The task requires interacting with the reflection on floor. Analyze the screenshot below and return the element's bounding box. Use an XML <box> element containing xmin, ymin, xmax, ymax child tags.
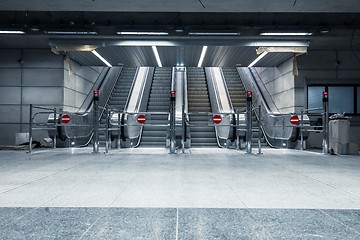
<box><xmin>0</xmin><ymin>148</ymin><xmax>359</xmax><ymax>239</ymax></box>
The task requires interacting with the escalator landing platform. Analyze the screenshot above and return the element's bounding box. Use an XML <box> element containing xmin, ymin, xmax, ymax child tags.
<box><xmin>0</xmin><ymin>148</ymin><xmax>359</xmax><ymax>238</ymax></box>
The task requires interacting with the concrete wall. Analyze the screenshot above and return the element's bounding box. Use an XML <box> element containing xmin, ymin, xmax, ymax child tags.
<box><xmin>63</xmin><ymin>58</ymin><xmax>104</xmax><ymax>112</ymax></box>
<box><xmin>0</xmin><ymin>49</ymin><xmax>105</xmax><ymax>145</ymax></box>
<box><xmin>0</xmin><ymin>49</ymin><xmax>64</xmax><ymax>145</ymax></box>
<box><xmin>296</xmin><ymin>50</ymin><xmax>360</xmax><ymax>146</ymax></box>
<box><xmin>296</xmin><ymin>50</ymin><xmax>360</xmax><ymax>102</ymax></box>
<box><xmin>254</xmin><ymin>58</ymin><xmax>297</xmax><ymax>113</ymax></box>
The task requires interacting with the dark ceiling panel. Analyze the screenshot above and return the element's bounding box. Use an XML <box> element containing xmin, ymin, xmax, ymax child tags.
<box><xmin>67</xmin><ymin>51</ymin><xmax>104</xmax><ymax>66</ymax></box>
<box><xmin>256</xmin><ymin>52</ymin><xmax>294</xmax><ymax>67</ymax></box>
<box><xmin>94</xmin><ymin>46</ymin><xmax>158</xmax><ymax>67</ymax></box>
<box><xmin>157</xmin><ymin>46</ymin><xmax>203</xmax><ymax>67</ymax></box>
<box><xmin>203</xmin><ymin>46</ymin><xmax>258</xmax><ymax>67</ymax></box>
<box><xmin>1</xmin><ymin>0</ymin><xmax>360</xmax><ymax>12</ymax></box>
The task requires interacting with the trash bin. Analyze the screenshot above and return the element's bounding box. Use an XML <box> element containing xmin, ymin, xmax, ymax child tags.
<box><xmin>329</xmin><ymin>114</ymin><xmax>350</xmax><ymax>155</ymax></box>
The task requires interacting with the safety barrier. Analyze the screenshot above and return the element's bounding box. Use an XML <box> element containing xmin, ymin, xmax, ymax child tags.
<box><xmin>103</xmin><ymin>108</ymin><xmax>170</xmax><ymax>153</ymax></box>
<box><xmin>186</xmin><ymin>109</ymin><xmax>263</xmax><ymax>154</ymax></box>
<box><xmin>299</xmin><ymin>107</ymin><xmax>328</xmax><ymax>154</ymax></box>
<box><xmin>29</xmin><ymin>104</ymin><xmax>98</xmax><ymax>153</ymax></box>
<box><xmin>28</xmin><ymin>104</ymin><xmax>57</xmax><ymax>153</ymax></box>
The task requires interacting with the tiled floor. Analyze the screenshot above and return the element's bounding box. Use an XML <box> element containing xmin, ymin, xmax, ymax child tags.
<box><xmin>0</xmin><ymin>147</ymin><xmax>359</xmax><ymax>239</ymax></box>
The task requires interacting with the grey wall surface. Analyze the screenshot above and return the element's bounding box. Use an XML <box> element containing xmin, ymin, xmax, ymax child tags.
<box><xmin>254</xmin><ymin>58</ymin><xmax>297</xmax><ymax>113</ymax></box>
<box><xmin>0</xmin><ymin>49</ymin><xmax>105</xmax><ymax>145</ymax></box>
<box><xmin>0</xmin><ymin>49</ymin><xmax>64</xmax><ymax>145</ymax></box>
<box><xmin>297</xmin><ymin>50</ymin><xmax>360</xmax><ymax>103</ymax></box>
<box><xmin>63</xmin><ymin>58</ymin><xmax>104</xmax><ymax>112</ymax></box>
<box><xmin>296</xmin><ymin>50</ymin><xmax>360</xmax><ymax>145</ymax></box>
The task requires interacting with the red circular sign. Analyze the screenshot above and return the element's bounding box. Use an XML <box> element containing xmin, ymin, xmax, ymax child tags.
<box><xmin>137</xmin><ymin>114</ymin><xmax>146</xmax><ymax>124</ymax></box>
<box><xmin>61</xmin><ymin>114</ymin><xmax>71</xmax><ymax>124</ymax></box>
<box><xmin>213</xmin><ymin>115</ymin><xmax>222</xmax><ymax>124</ymax></box>
<box><xmin>290</xmin><ymin>115</ymin><xmax>300</xmax><ymax>125</ymax></box>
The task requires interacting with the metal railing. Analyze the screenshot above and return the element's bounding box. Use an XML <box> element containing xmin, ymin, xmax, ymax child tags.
<box><xmin>28</xmin><ymin>104</ymin><xmax>57</xmax><ymax>153</ymax></box>
<box><xmin>186</xmin><ymin>109</ymin><xmax>263</xmax><ymax>154</ymax></box>
<box><xmin>299</xmin><ymin>107</ymin><xmax>328</xmax><ymax>154</ymax></box>
<box><xmin>104</xmin><ymin>109</ymin><xmax>171</xmax><ymax>153</ymax></box>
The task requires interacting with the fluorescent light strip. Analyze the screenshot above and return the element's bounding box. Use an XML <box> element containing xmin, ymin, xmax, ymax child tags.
<box><xmin>91</xmin><ymin>50</ymin><xmax>112</xmax><ymax>67</ymax></box>
<box><xmin>152</xmin><ymin>46</ymin><xmax>163</xmax><ymax>67</ymax></box>
<box><xmin>189</xmin><ymin>32</ymin><xmax>240</xmax><ymax>36</ymax></box>
<box><xmin>47</xmin><ymin>31</ymin><xmax>97</xmax><ymax>35</ymax></box>
<box><xmin>248</xmin><ymin>52</ymin><xmax>268</xmax><ymax>67</ymax></box>
<box><xmin>197</xmin><ymin>46</ymin><xmax>208</xmax><ymax>67</ymax></box>
<box><xmin>260</xmin><ymin>32</ymin><xmax>313</xmax><ymax>36</ymax></box>
<box><xmin>118</xmin><ymin>31</ymin><xmax>168</xmax><ymax>36</ymax></box>
<box><xmin>0</xmin><ymin>30</ymin><xmax>25</xmax><ymax>34</ymax></box>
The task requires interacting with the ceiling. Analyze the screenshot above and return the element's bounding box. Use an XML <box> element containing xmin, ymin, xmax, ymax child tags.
<box><xmin>0</xmin><ymin>1</ymin><xmax>359</xmax><ymax>67</ymax></box>
<box><xmin>1</xmin><ymin>0</ymin><xmax>360</xmax><ymax>12</ymax></box>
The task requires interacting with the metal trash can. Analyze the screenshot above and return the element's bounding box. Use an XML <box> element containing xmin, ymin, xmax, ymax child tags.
<box><xmin>329</xmin><ymin>114</ymin><xmax>350</xmax><ymax>155</ymax></box>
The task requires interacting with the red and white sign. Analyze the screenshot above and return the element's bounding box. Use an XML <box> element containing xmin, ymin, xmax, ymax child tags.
<box><xmin>212</xmin><ymin>115</ymin><xmax>222</xmax><ymax>124</ymax></box>
<box><xmin>61</xmin><ymin>114</ymin><xmax>71</xmax><ymax>124</ymax></box>
<box><xmin>137</xmin><ymin>114</ymin><xmax>146</xmax><ymax>124</ymax></box>
<box><xmin>290</xmin><ymin>115</ymin><xmax>300</xmax><ymax>125</ymax></box>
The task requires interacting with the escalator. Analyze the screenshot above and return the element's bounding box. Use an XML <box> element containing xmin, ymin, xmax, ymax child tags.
<box><xmin>222</xmin><ymin>67</ymin><xmax>266</xmax><ymax>147</ymax></box>
<box><xmin>99</xmin><ymin>68</ymin><xmax>137</xmax><ymax>146</ymax></box>
<box><xmin>222</xmin><ymin>67</ymin><xmax>246</xmax><ymax>110</ymax></box>
<box><xmin>187</xmin><ymin>67</ymin><xmax>217</xmax><ymax>147</ymax></box>
<box><xmin>140</xmin><ymin>67</ymin><xmax>172</xmax><ymax>146</ymax></box>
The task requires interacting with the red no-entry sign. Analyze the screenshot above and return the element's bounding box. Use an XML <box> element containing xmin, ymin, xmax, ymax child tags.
<box><xmin>61</xmin><ymin>114</ymin><xmax>71</xmax><ymax>124</ymax></box>
<box><xmin>212</xmin><ymin>115</ymin><xmax>222</xmax><ymax>124</ymax></box>
<box><xmin>290</xmin><ymin>115</ymin><xmax>300</xmax><ymax>125</ymax></box>
<box><xmin>137</xmin><ymin>114</ymin><xmax>146</xmax><ymax>124</ymax></box>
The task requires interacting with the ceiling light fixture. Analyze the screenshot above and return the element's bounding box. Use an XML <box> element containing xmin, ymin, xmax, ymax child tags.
<box><xmin>248</xmin><ymin>52</ymin><xmax>268</xmax><ymax>67</ymax></box>
<box><xmin>260</xmin><ymin>31</ymin><xmax>313</xmax><ymax>36</ymax></box>
<box><xmin>152</xmin><ymin>46</ymin><xmax>163</xmax><ymax>67</ymax></box>
<box><xmin>46</xmin><ymin>31</ymin><xmax>97</xmax><ymax>35</ymax></box>
<box><xmin>91</xmin><ymin>50</ymin><xmax>112</xmax><ymax>67</ymax></box>
<box><xmin>0</xmin><ymin>30</ymin><xmax>25</xmax><ymax>34</ymax></box>
<box><xmin>113</xmin><ymin>40</ymin><xmax>176</xmax><ymax>47</ymax></box>
<box><xmin>189</xmin><ymin>32</ymin><xmax>240</xmax><ymax>36</ymax></box>
<box><xmin>256</xmin><ymin>46</ymin><xmax>307</xmax><ymax>54</ymax></box>
<box><xmin>117</xmin><ymin>31</ymin><xmax>169</xmax><ymax>36</ymax></box>
<box><xmin>197</xmin><ymin>46</ymin><xmax>208</xmax><ymax>67</ymax></box>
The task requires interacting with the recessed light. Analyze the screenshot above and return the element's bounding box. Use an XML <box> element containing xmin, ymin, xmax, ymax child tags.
<box><xmin>189</xmin><ymin>32</ymin><xmax>240</xmax><ymax>36</ymax></box>
<box><xmin>260</xmin><ymin>31</ymin><xmax>313</xmax><ymax>36</ymax></box>
<box><xmin>0</xmin><ymin>30</ymin><xmax>25</xmax><ymax>34</ymax></box>
<box><xmin>117</xmin><ymin>31</ymin><xmax>169</xmax><ymax>36</ymax></box>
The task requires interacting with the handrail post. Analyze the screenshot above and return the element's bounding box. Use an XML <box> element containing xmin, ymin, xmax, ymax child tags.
<box><xmin>117</xmin><ymin>113</ymin><xmax>121</xmax><ymax>149</ymax></box>
<box><xmin>322</xmin><ymin>91</ymin><xmax>329</xmax><ymax>155</ymax></box>
<box><xmin>53</xmin><ymin>108</ymin><xmax>57</xmax><ymax>149</ymax></box>
<box><xmin>300</xmin><ymin>108</ymin><xmax>304</xmax><ymax>151</ymax></box>
<box><xmin>170</xmin><ymin>90</ymin><xmax>176</xmax><ymax>154</ymax></box>
<box><xmin>29</xmin><ymin>104</ymin><xmax>33</xmax><ymax>153</ymax></box>
<box><xmin>236</xmin><ymin>109</ymin><xmax>240</xmax><ymax>150</ymax></box>
<box><xmin>246</xmin><ymin>91</ymin><xmax>253</xmax><ymax>154</ymax></box>
<box><xmin>93</xmin><ymin>90</ymin><xmax>100</xmax><ymax>153</ymax></box>
<box><xmin>181</xmin><ymin>104</ymin><xmax>185</xmax><ymax>154</ymax></box>
<box><xmin>258</xmin><ymin>105</ymin><xmax>262</xmax><ymax>154</ymax></box>
<box><xmin>105</xmin><ymin>107</ymin><xmax>109</xmax><ymax>153</ymax></box>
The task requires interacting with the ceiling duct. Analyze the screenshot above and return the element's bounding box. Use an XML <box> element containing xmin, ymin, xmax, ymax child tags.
<box><xmin>51</xmin><ymin>45</ymin><xmax>98</xmax><ymax>54</ymax></box>
<box><xmin>256</xmin><ymin>46</ymin><xmax>307</xmax><ymax>54</ymax></box>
